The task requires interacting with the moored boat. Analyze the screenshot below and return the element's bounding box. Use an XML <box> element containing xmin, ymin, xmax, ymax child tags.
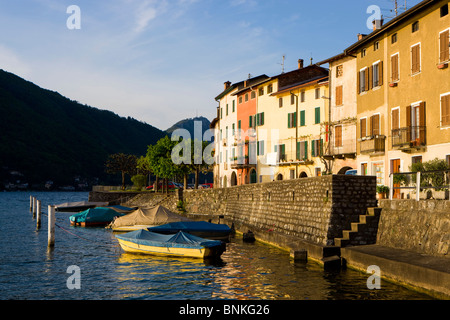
<box><xmin>115</xmin><ymin>229</ymin><xmax>226</xmax><ymax>259</ymax></box>
<box><xmin>55</xmin><ymin>201</ymin><xmax>109</xmax><ymax>212</ymax></box>
<box><xmin>70</xmin><ymin>207</ymin><xmax>126</xmax><ymax>227</ymax></box>
<box><xmin>107</xmin><ymin>205</ymin><xmax>191</xmax><ymax>232</ymax></box>
<box><xmin>147</xmin><ymin>221</ymin><xmax>232</xmax><ymax>241</ymax></box>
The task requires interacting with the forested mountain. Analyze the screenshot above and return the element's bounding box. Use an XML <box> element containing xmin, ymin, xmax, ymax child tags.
<box><xmin>165</xmin><ymin>116</ymin><xmax>211</xmax><ymax>139</ymax></box>
<box><xmin>0</xmin><ymin>69</ymin><xmax>166</xmax><ymax>189</ymax></box>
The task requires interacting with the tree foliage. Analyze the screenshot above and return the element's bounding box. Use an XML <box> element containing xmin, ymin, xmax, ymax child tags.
<box><xmin>105</xmin><ymin>153</ymin><xmax>137</xmax><ymax>190</ymax></box>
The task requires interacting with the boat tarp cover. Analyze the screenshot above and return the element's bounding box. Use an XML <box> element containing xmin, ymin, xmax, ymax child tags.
<box><xmin>106</xmin><ymin>205</ymin><xmax>138</xmax><ymax>213</ymax></box>
<box><xmin>70</xmin><ymin>207</ymin><xmax>126</xmax><ymax>223</ymax></box>
<box><xmin>56</xmin><ymin>201</ymin><xmax>109</xmax><ymax>209</ymax></box>
<box><xmin>148</xmin><ymin>221</ymin><xmax>231</xmax><ymax>234</ymax></box>
<box><xmin>115</xmin><ymin>229</ymin><xmax>222</xmax><ymax>249</ymax></box>
<box><xmin>109</xmin><ymin>205</ymin><xmax>190</xmax><ymax>228</ymax></box>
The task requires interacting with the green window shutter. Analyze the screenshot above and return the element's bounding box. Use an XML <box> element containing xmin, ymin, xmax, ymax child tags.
<box><xmin>256</xmin><ymin>114</ymin><xmax>260</xmax><ymax>126</ymax></box>
<box><xmin>296</xmin><ymin>142</ymin><xmax>300</xmax><ymax>160</ymax></box>
<box><xmin>304</xmin><ymin>141</ymin><xmax>308</xmax><ymax>160</ymax></box>
<box><xmin>238</xmin><ymin>120</ymin><xmax>241</xmax><ymax>130</ymax></box>
<box><xmin>312</xmin><ymin>140</ymin><xmax>316</xmax><ymax>157</ymax></box>
<box><xmin>315</xmin><ymin>107</ymin><xmax>320</xmax><ymax>124</ymax></box>
<box><xmin>294</xmin><ymin>112</ymin><xmax>297</xmax><ymax>127</ymax></box>
<box><xmin>320</xmin><ymin>139</ymin><xmax>324</xmax><ymax>156</ymax></box>
<box><xmin>257</xmin><ymin>141</ymin><xmax>260</xmax><ymax>155</ymax></box>
<box><xmin>300</xmin><ymin>110</ymin><xmax>305</xmax><ymax>126</ymax></box>
<box><xmin>249</xmin><ymin>115</ymin><xmax>252</xmax><ymax>127</ymax></box>
<box><xmin>288</xmin><ymin>113</ymin><xmax>291</xmax><ymax>128</ymax></box>
<box><xmin>261</xmin><ymin>112</ymin><xmax>264</xmax><ymax>125</ymax></box>
<box><xmin>281</xmin><ymin>144</ymin><xmax>285</xmax><ymax>157</ymax></box>
<box><xmin>232</xmin><ymin>100</ymin><xmax>235</xmax><ymax>112</ymax></box>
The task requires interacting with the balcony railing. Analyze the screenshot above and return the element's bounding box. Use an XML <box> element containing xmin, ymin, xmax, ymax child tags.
<box><xmin>360</xmin><ymin>135</ymin><xmax>386</xmax><ymax>154</ymax></box>
<box><xmin>325</xmin><ymin>139</ymin><xmax>357</xmax><ymax>159</ymax></box>
<box><xmin>392</xmin><ymin>126</ymin><xmax>426</xmax><ymax>149</ymax></box>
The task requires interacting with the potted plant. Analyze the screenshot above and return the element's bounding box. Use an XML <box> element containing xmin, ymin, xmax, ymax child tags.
<box><xmin>376</xmin><ymin>185</ymin><xmax>390</xmax><ymax>199</ymax></box>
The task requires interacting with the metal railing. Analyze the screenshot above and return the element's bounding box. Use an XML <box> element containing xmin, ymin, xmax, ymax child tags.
<box><xmin>389</xmin><ymin>169</ymin><xmax>450</xmax><ymax>201</ymax></box>
<box><xmin>360</xmin><ymin>135</ymin><xmax>386</xmax><ymax>154</ymax></box>
<box><xmin>392</xmin><ymin>126</ymin><xmax>426</xmax><ymax>148</ymax></box>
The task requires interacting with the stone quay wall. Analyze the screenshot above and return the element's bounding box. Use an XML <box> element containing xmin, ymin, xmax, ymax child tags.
<box><xmin>183</xmin><ymin>175</ymin><xmax>377</xmax><ymax>248</ymax></box>
<box><xmin>377</xmin><ymin>200</ymin><xmax>450</xmax><ymax>258</ymax></box>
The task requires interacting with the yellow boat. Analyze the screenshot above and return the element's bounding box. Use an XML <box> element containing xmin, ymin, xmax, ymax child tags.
<box><xmin>115</xmin><ymin>229</ymin><xmax>225</xmax><ymax>259</ymax></box>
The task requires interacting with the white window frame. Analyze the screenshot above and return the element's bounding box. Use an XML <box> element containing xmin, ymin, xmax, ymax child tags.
<box><xmin>372</xmin><ymin>60</ymin><xmax>382</xmax><ymax>88</ymax></box>
<box><xmin>359</xmin><ymin>67</ymin><xmax>368</xmax><ymax>94</ymax></box>
<box><xmin>410</xmin><ymin>42</ymin><xmax>422</xmax><ymax>76</ymax></box>
<box><xmin>440</xmin><ymin>92</ymin><xmax>450</xmax><ymax>129</ymax></box>
<box><xmin>390</xmin><ymin>52</ymin><xmax>400</xmax><ymax>82</ymax></box>
<box><xmin>439</xmin><ymin>28</ymin><xmax>450</xmax><ymax>63</ymax></box>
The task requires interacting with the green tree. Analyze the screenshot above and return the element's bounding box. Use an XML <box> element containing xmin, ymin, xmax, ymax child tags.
<box><xmin>105</xmin><ymin>153</ymin><xmax>137</xmax><ymax>190</ymax></box>
<box><xmin>147</xmin><ymin>136</ymin><xmax>186</xmax><ymax>193</ymax></box>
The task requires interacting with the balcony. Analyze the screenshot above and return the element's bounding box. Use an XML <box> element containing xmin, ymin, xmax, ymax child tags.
<box><xmin>392</xmin><ymin>126</ymin><xmax>426</xmax><ymax>152</ymax></box>
<box><xmin>324</xmin><ymin>139</ymin><xmax>357</xmax><ymax>160</ymax></box>
<box><xmin>360</xmin><ymin>135</ymin><xmax>386</xmax><ymax>155</ymax></box>
<box><xmin>230</xmin><ymin>156</ymin><xmax>256</xmax><ymax>169</ymax></box>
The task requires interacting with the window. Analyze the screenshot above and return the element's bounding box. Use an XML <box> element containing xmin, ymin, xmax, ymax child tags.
<box><xmin>391</xmin><ymin>54</ymin><xmax>399</xmax><ymax>82</ymax></box>
<box><xmin>245</xmin><ymin>93</ymin><xmax>249</xmax><ymax>102</ymax></box>
<box><xmin>300</xmin><ymin>110</ymin><xmax>306</xmax><ymax>126</ymax></box>
<box><xmin>412</xmin><ymin>21</ymin><xmax>419</xmax><ymax>33</ymax></box>
<box><xmin>315</xmin><ymin>168</ymin><xmax>322</xmax><ymax>177</ymax></box>
<box><xmin>232</xmin><ymin>123</ymin><xmax>235</xmax><ymax>136</ymax></box>
<box><xmin>374</xmin><ymin>41</ymin><xmax>380</xmax><ymax>51</ymax></box>
<box><xmin>361</xmin><ymin>48</ymin><xmax>367</xmax><ymax>58</ymax></box>
<box><xmin>275</xmin><ymin>144</ymin><xmax>286</xmax><ymax>161</ymax></box>
<box><xmin>314</xmin><ymin>107</ymin><xmax>321</xmax><ymax>124</ymax></box>
<box><xmin>335</xmin><ymin>125</ymin><xmax>342</xmax><ymax>147</ymax></box>
<box><xmin>251</xmin><ymin>91</ymin><xmax>256</xmax><ymax>99</ymax></box>
<box><xmin>296</xmin><ymin>141</ymin><xmax>308</xmax><ymax>161</ymax></box>
<box><xmin>311</xmin><ymin>139</ymin><xmax>323</xmax><ymax>157</ymax></box>
<box><xmin>287</xmin><ymin>112</ymin><xmax>297</xmax><ymax>128</ymax></box>
<box><xmin>256</xmin><ymin>112</ymin><xmax>265</xmax><ymax>126</ymax></box>
<box><xmin>441</xmin><ymin>4</ymin><xmax>449</xmax><ymax>17</ymax></box>
<box><xmin>335</xmin><ymin>85</ymin><xmax>343</xmax><ymax>106</ymax></box>
<box><xmin>440</xmin><ymin>30</ymin><xmax>450</xmax><ymax>63</ymax></box>
<box><xmin>290</xmin><ymin>170</ymin><xmax>295</xmax><ymax>180</ymax></box>
<box><xmin>300</xmin><ymin>91</ymin><xmax>306</xmax><ymax>102</ymax></box>
<box><xmin>412</xmin><ymin>156</ymin><xmax>422</xmax><ymax>165</ymax></box>
<box><xmin>249</xmin><ymin>115</ymin><xmax>253</xmax><ymax>128</ymax></box>
<box><xmin>226</xmin><ymin>104</ymin><xmax>228</xmax><ymax>116</ymax></box>
<box><xmin>239</xmin><ymin>96</ymin><xmax>242</xmax><ymax>104</ymax></box>
<box><xmin>279</xmin><ymin>97</ymin><xmax>283</xmax><ymax>108</ymax></box>
<box><xmin>360</xmin><ymin>118</ymin><xmax>367</xmax><ymax>138</ymax></box>
<box><xmin>391</xmin><ymin>108</ymin><xmax>400</xmax><ymax>131</ymax></box>
<box><xmin>232</xmin><ymin>100</ymin><xmax>235</xmax><ymax>113</ymax></box>
<box><xmin>336</xmin><ymin>65</ymin><xmax>343</xmax><ymax>77</ymax></box>
<box><xmin>391</xmin><ymin>33</ymin><xmax>398</xmax><ymax>44</ymax></box>
<box><xmin>220</xmin><ymin>108</ymin><xmax>223</xmax><ymax>119</ymax></box>
<box><xmin>441</xmin><ymin>94</ymin><xmax>450</xmax><ymax>127</ymax></box>
<box><xmin>257</xmin><ymin>140</ymin><xmax>265</xmax><ymax>156</ymax></box>
<box><xmin>371</xmin><ymin>114</ymin><xmax>380</xmax><ymax>136</ymax></box>
<box><xmin>291</xmin><ymin>94</ymin><xmax>295</xmax><ymax>105</ymax></box>
<box><xmin>315</xmin><ymin>88</ymin><xmax>320</xmax><ymax>99</ymax></box>
<box><xmin>372</xmin><ymin>61</ymin><xmax>383</xmax><ymax>87</ymax></box>
<box><xmin>258</xmin><ymin>87</ymin><xmax>264</xmax><ymax>96</ymax></box>
<box><xmin>411</xmin><ymin>44</ymin><xmax>421</xmax><ymax>74</ymax></box>
<box><xmin>268</xmin><ymin>84</ymin><xmax>273</xmax><ymax>94</ymax></box>
<box><xmin>361</xmin><ymin>163</ymin><xmax>368</xmax><ymax>176</ymax></box>
<box><xmin>358</xmin><ymin>68</ymin><xmax>368</xmax><ymax>93</ymax></box>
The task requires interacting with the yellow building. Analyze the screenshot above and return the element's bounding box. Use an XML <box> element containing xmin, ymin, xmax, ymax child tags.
<box><xmin>345</xmin><ymin>0</ymin><xmax>450</xmax><ymax>193</ymax></box>
<box><xmin>255</xmin><ymin>62</ymin><xmax>330</xmax><ymax>181</ymax></box>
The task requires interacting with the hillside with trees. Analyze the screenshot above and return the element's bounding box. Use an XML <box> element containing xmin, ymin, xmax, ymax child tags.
<box><xmin>0</xmin><ymin>69</ymin><xmax>166</xmax><ymax>189</ymax></box>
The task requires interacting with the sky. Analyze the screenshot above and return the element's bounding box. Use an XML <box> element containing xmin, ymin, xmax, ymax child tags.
<box><xmin>0</xmin><ymin>0</ymin><xmax>422</xmax><ymax>130</ymax></box>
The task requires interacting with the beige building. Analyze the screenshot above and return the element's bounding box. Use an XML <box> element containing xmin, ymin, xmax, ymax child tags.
<box><xmin>318</xmin><ymin>53</ymin><xmax>358</xmax><ymax>174</ymax></box>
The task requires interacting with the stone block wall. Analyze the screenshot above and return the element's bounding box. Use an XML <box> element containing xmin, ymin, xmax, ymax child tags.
<box><xmin>377</xmin><ymin>200</ymin><xmax>450</xmax><ymax>258</ymax></box>
<box><xmin>183</xmin><ymin>175</ymin><xmax>377</xmax><ymax>247</ymax></box>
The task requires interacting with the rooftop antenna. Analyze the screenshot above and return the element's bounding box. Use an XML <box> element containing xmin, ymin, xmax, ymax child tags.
<box><xmin>278</xmin><ymin>55</ymin><xmax>286</xmax><ymax>73</ymax></box>
<box><xmin>310</xmin><ymin>55</ymin><xmax>313</xmax><ymax>66</ymax></box>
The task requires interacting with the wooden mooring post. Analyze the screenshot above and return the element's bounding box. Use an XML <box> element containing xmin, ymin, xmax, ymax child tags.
<box><xmin>32</xmin><ymin>197</ymin><xmax>37</xmax><ymax>218</ymax></box>
<box><xmin>36</xmin><ymin>200</ymin><xmax>42</xmax><ymax>230</ymax></box>
<box><xmin>29</xmin><ymin>195</ymin><xmax>33</xmax><ymax>212</ymax></box>
<box><xmin>48</xmin><ymin>205</ymin><xmax>55</xmax><ymax>248</ymax></box>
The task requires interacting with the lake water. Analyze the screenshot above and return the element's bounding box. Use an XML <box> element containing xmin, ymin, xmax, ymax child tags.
<box><xmin>0</xmin><ymin>192</ymin><xmax>432</xmax><ymax>300</ymax></box>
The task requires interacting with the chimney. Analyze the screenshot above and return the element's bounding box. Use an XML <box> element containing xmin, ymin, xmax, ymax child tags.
<box><xmin>298</xmin><ymin>59</ymin><xmax>304</xmax><ymax>69</ymax></box>
<box><xmin>372</xmin><ymin>18</ymin><xmax>384</xmax><ymax>31</ymax></box>
<box><xmin>244</xmin><ymin>80</ymin><xmax>248</xmax><ymax>87</ymax></box>
<box><xmin>357</xmin><ymin>33</ymin><xmax>364</xmax><ymax>41</ymax></box>
<box><xmin>224</xmin><ymin>81</ymin><xmax>231</xmax><ymax>90</ymax></box>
